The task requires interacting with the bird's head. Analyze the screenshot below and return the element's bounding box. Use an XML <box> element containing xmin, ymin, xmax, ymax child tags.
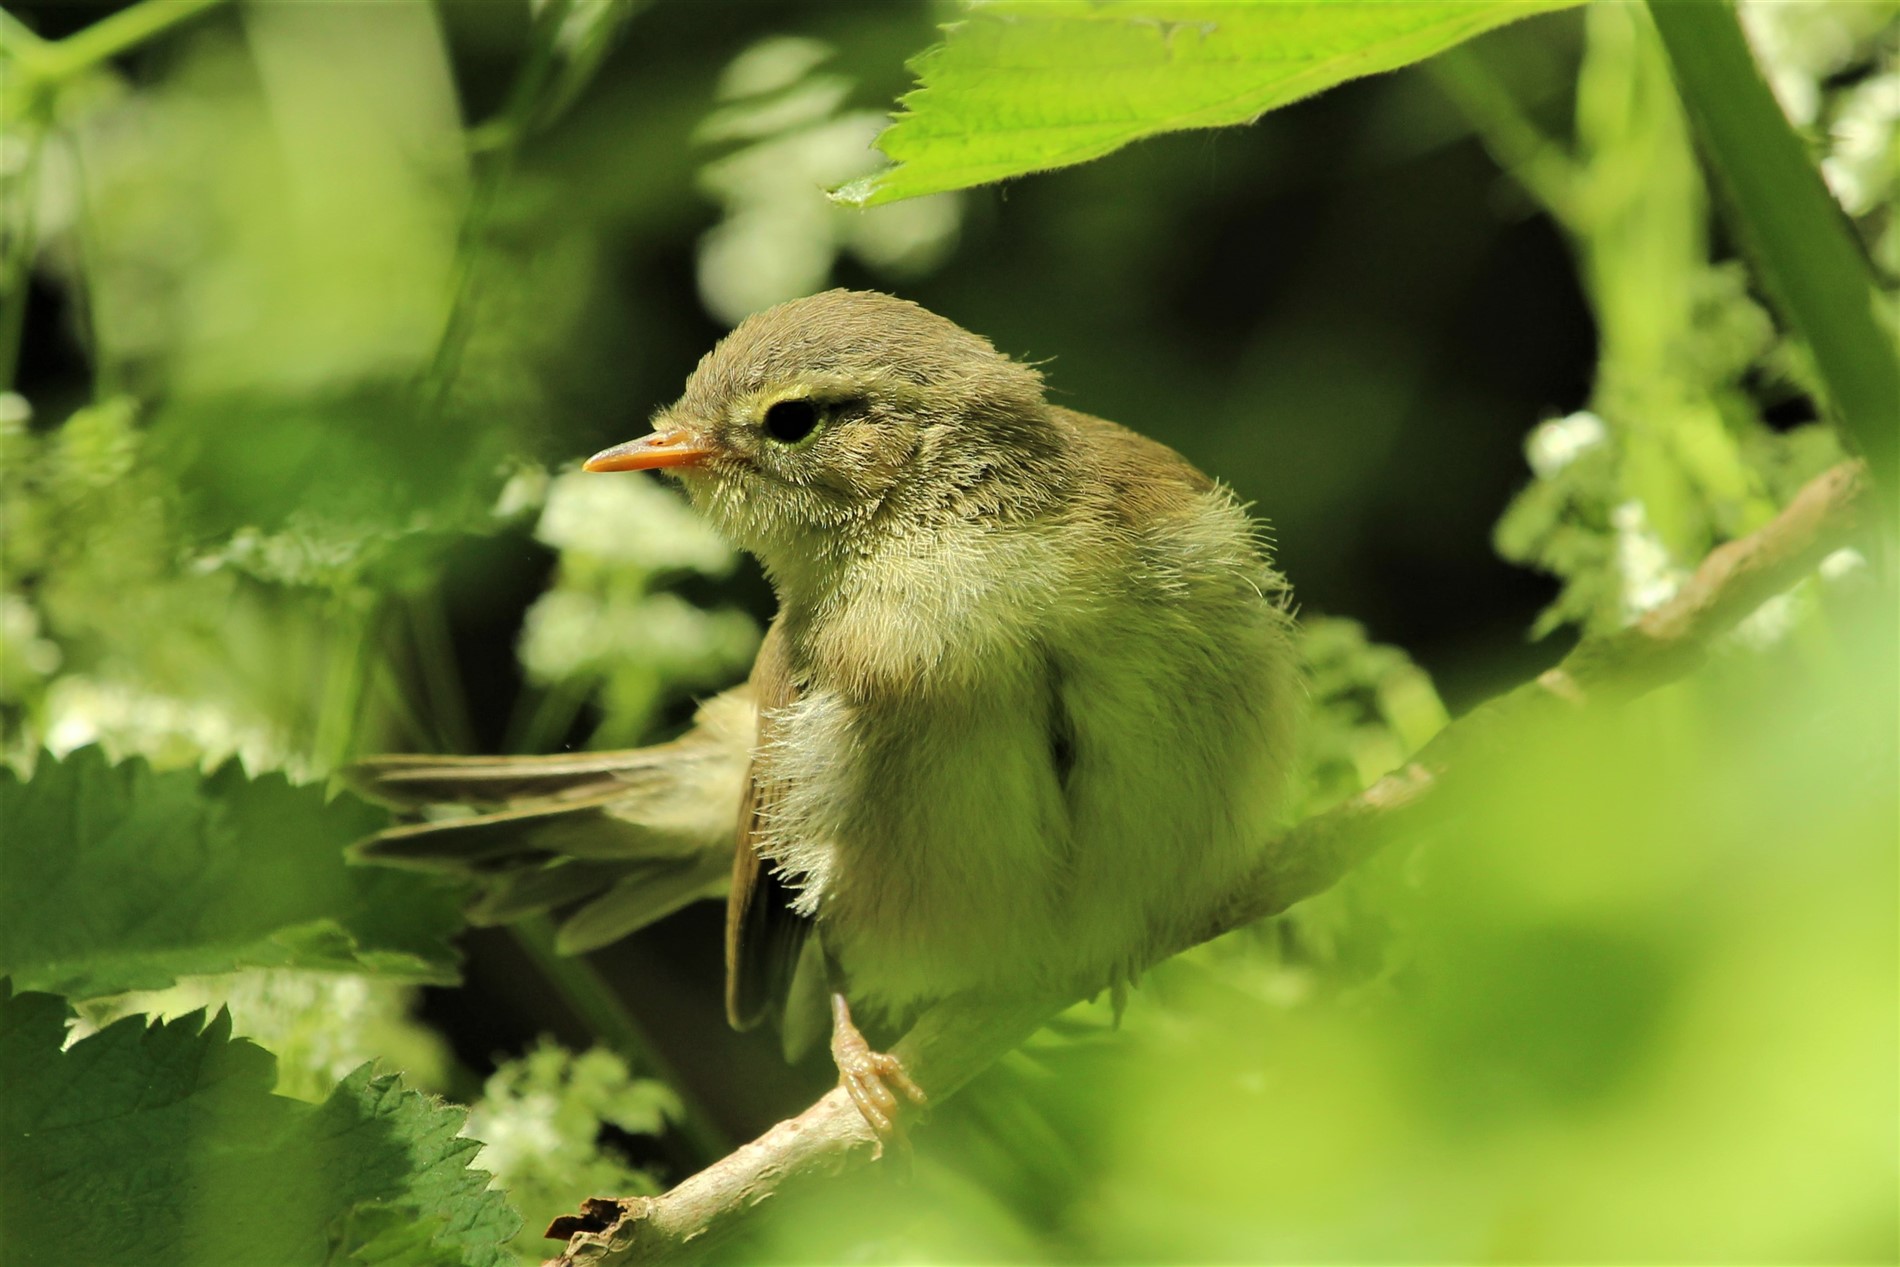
<box><xmin>584</xmin><ymin>290</ymin><xmax>1059</xmax><ymax>591</ymax></box>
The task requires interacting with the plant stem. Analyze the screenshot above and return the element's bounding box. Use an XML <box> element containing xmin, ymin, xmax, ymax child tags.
<box><xmin>418</xmin><ymin>0</ymin><xmax>573</xmax><ymax>416</ymax></box>
<box><xmin>0</xmin><ymin>0</ymin><xmax>235</xmax><ymax>393</ymax></box>
<box><xmin>0</xmin><ymin>10</ymin><xmax>47</xmax><ymax>53</ymax></box>
<box><xmin>1647</xmin><ymin>0</ymin><xmax>1900</xmax><ymax>504</ymax></box>
<box><xmin>509</xmin><ymin>914</ymin><xmax>732</xmax><ymax>1168</ymax></box>
<box><xmin>22</xmin><ymin>0</ymin><xmax>231</xmax><ymax>84</ymax></box>
<box><xmin>1428</xmin><ymin>47</ymin><xmax>1582</xmax><ymax>228</ymax></box>
<box><xmin>406</xmin><ymin>589</ymin><xmax>477</xmax><ymax>755</ymax></box>
<box><xmin>0</xmin><ymin>126</ymin><xmax>44</xmax><ymax>394</ymax></box>
<box><xmin>506</xmin><ymin>676</ymin><xmax>592</xmax><ymax>756</ymax></box>
<box><xmin>314</xmin><ymin>600</ymin><xmax>374</xmax><ymax>773</ymax></box>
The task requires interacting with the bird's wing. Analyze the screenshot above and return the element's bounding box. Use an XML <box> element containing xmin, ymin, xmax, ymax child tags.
<box><xmin>1052</xmin><ymin>405</ymin><xmax>1216</xmax><ymax>518</ymax></box>
<box><xmin>724</xmin><ymin>617</ymin><xmax>814</xmax><ymax>1031</ymax></box>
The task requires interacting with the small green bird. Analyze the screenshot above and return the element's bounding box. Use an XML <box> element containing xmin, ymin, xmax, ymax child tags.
<box><xmin>353</xmin><ymin>290</ymin><xmax>1302</xmax><ymax>1137</ymax></box>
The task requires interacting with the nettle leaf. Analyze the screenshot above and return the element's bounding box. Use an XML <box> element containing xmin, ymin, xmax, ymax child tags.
<box><xmin>149</xmin><ymin>387</ymin><xmax>511</xmax><ymax>592</ymax></box>
<box><xmin>0</xmin><ymin>748</ymin><xmax>465</xmax><ymax>1000</ymax></box>
<box><xmin>836</xmin><ymin>0</ymin><xmax>1580</xmax><ymax>206</ymax></box>
<box><xmin>0</xmin><ymin>984</ymin><xmax>519</xmax><ymax>1267</ymax></box>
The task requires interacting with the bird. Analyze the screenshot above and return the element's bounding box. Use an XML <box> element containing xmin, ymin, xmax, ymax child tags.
<box><xmin>350</xmin><ymin>289</ymin><xmax>1303</xmax><ymax>1140</ymax></box>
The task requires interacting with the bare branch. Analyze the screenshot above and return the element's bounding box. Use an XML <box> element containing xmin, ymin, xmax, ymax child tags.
<box><xmin>545</xmin><ymin>459</ymin><xmax>1872</xmax><ymax>1267</ymax></box>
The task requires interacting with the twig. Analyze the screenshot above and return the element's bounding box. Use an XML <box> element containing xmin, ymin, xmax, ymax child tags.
<box><xmin>544</xmin><ymin>460</ymin><xmax>1872</xmax><ymax>1267</ymax></box>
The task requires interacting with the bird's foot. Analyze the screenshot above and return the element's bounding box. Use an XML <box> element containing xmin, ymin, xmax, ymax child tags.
<box><xmin>830</xmin><ymin>992</ymin><xmax>927</xmax><ymax>1152</ymax></box>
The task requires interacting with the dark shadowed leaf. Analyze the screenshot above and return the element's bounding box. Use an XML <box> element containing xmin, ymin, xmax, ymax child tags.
<box><xmin>0</xmin><ymin>984</ymin><xmax>519</xmax><ymax>1267</ymax></box>
<box><xmin>0</xmin><ymin>748</ymin><xmax>465</xmax><ymax>999</ymax></box>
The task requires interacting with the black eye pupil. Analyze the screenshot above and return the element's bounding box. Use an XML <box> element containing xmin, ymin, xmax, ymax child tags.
<box><xmin>762</xmin><ymin>399</ymin><xmax>820</xmax><ymax>444</ymax></box>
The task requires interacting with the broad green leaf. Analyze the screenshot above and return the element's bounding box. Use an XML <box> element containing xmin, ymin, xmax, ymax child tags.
<box><xmin>835</xmin><ymin>0</ymin><xmax>1581</xmax><ymax>206</ymax></box>
<box><xmin>0</xmin><ymin>748</ymin><xmax>465</xmax><ymax>999</ymax></box>
<box><xmin>0</xmin><ymin>983</ymin><xmax>519</xmax><ymax>1267</ymax></box>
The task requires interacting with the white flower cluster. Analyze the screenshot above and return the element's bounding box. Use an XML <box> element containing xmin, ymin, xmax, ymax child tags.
<box><xmin>1525</xmin><ymin>410</ymin><xmax>1608</xmax><ymax>480</ymax></box>
<box><xmin>464</xmin><ymin>1041</ymin><xmax>673</xmax><ymax>1177</ymax></box>
<box><xmin>463</xmin><ymin>1040</ymin><xmax>678</xmax><ymax>1260</ymax></box>
<box><xmin>532</xmin><ymin>467</ymin><xmax>733</xmax><ymax>575</ymax></box>
<box><xmin>519</xmin><ymin>589</ymin><xmax>757</xmax><ymax>688</ymax></box>
<box><xmin>0</xmin><ymin>594</ymin><xmax>62</xmax><ymax>701</ymax></box>
<box><xmin>1821</xmin><ymin>71</ymin><xmax>1899</xmax><ymax>219</ymax></box>
<box><xmin>1611</xmin><ymin>500</ymin><xmax>1687</xmax><ymax>622</ymax></box>
<box><xmin>41</xmin><ymin>675</ymin><xmax>297</xmax><ymax>776</ymax></box>
<box><xmin>518</xmin><ymin>469</ymin><xmax>758</xmax><ymax>710</ymax></box>
<box><xmin>194</xmin><ymin>517</ymin><xmax>389</xmax><ymax>591</ymax></box>
<box><xmin>75</xmin><ymin>970</ymin><xmax>448</xmax><ymax>1102</ymax></box>
<box><xmin>1738</xmin><ymin>0</ymin><xmax>1888</xmax><ymax>126</ymax></box>
<box><xmin>694</xmin><ymin>36</ymin><xmax>961</xmax><ymax>326</ymax></box>
<box><xmin>1739</xmin><ymin>1</ymin><xmax>1899</xmax><ymax>226</ymax></box>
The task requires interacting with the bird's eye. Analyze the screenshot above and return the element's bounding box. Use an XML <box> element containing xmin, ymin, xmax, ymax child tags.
<box><xmin>761</xmin><ymin>398</ymin><xmax>821</xmax><ymax>444</ymax></box>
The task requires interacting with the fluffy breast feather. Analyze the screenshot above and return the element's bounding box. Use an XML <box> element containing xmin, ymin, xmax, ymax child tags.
<box><xmin>759</xmin><ymin>417</ymin><xmax>1300</xmax><ymax>1020</ymax></box>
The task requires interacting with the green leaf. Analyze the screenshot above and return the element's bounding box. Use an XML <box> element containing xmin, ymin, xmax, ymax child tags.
<box><xmin>1646</xmin><ymin>0</ymin><xmax>1900</xmax><ymax>500</ymax></box>
<box><xmin>1297</xmin><ymin>616</ymin><xmax>1449</xmax><ymax>814</ymax></box>
<box><xmin>836</xmin><ymin>0</ymin><xmax>1581</xmax><ymax>207</ymax></box>
<box><xmin>0</xmin><ymin>748</ymin><xmax>465</xmax><ymax>999</ymax></box>
<box><xmin>0</xmin><ymin>983</ymin><xmax>519</xmax><ymax>1267</ymax></box>
<box><xmin>150</xmin><ymin>387</ymin><xmax>510</xmax><ymax>580</ymax></box>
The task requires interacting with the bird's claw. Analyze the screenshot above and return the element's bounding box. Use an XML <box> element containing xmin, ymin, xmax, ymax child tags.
<box><xmin>831</xmin><ymin>994</ymin><xmax>928</xmax><ymax>1153</ymax></box>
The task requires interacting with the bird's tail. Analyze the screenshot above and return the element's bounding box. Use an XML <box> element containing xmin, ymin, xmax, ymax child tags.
<box><xmin>346</xmin><ymin>689</ymin><xmax>752</xmax><ymax>953</ymax></box>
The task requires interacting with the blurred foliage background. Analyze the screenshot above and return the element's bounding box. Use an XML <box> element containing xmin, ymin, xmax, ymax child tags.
<box><xmin>0</xmin><ymin>0</ymin><xmax>1894</xmax><ymax>1263</ymax></box>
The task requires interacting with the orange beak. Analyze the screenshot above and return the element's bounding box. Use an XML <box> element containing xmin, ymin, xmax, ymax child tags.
<box><xmin>582</xmin><ymin>428</ymin><xmax>716</xmax><ymax>472</ymax></box>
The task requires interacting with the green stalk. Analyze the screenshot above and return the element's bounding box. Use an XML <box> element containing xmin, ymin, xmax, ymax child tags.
<box><xmin>0</xmin><ymin>127</ymin><xmax>42</xmax><ymax>393</ymax></box>
<box><xmin>405</xmin><ymin>589</ymin><xmax>477</xmax><ymax>755</ymax></box>
<box><xmin>505</xmin><ymin>676</ymin><xmax>592</xmax><ymax>756</ymax></box>
<box><xmin>0</xmin><ymin>10</ymin><xmax>48</xmax><ymax>69</ymax></box>
<box><xmin>1</xmin><ymin>0</ymin><xmax>235</xmax><ymax>391</ymax></box>
<box><xmin>313</xmin><ymin>601</ymin><xmax>375</xmax><ymax>772</ymax></box>
<box><xmin>1647</xmin><ymin>0</ymin><xmax>1900</xmax><ymax>502</ymax></box>
<box><xmin>363</xmin><ymin>653</ymin><xmax>443</xmax><ymax>756</ymax></box>
<box><xmin>1427</xmin><ymin>47</ymin><xmax>1582</xmax><ymax>229</ymax></box>
<box><xmin>509</xmin><ymin>915</ymin><xmax>732</xmax><ymax>1168</ymax></box>
<box><xmin>61</xmin><ymin>136</ymin><xmax>119</xmax><ymax>401</ymax></box>
<box><xmin>18</xmin><ymin>0</ymin><xmax>231</xmax><ymax>84</ymax></box>
<box><xmin>418</xmin><ymin>0</ymin><xmax>573</xmax><ymax>414</ymax></box>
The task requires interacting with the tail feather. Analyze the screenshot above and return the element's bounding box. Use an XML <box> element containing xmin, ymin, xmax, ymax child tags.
<box><xmin>345</xmin><ymin>749</ymin><xmax>674</xmax><ymax>810</ymax></box>
<box><xmin>346</xmin><ymin>688</ymin><xmax>754</xmax><ymax>945</ymax></box>
<box><xmin>349</xmin><ymin>798</ymin><xmax>620</xmax><ymax>870</ymax></box>
<box><xmin>555</xmin><ymin>852</ymin><xmax>732</xmax><ymax>954</ymax></box>
<box><xmin>469</xmin><ymin>859</ymin><xmax>655</xmax><ymax>926</ymax></box>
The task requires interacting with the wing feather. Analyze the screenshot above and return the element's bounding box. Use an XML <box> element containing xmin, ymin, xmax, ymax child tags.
<box><xmin>724</xmin><ymin>619</ymin><xmax>813</xmax><ymax>1030</ymax></box>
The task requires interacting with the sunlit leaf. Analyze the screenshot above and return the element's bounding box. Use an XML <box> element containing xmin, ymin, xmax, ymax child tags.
<box><xmin>836</xmin><ymin>0</ymin><xmax>1580</xmax><ymax>206</ymax></box>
